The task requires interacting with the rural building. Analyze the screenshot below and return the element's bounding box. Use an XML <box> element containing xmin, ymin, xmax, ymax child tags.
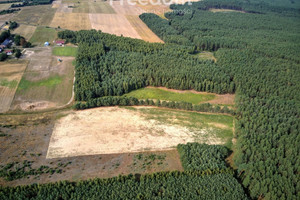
<box><xmin>44</xmin><ymin>42</ymin><xmax>50</xmax><ymax>46</ymax></box>
<box><xmin>1</xmin><ymin>39</ymin><xmax>12</xmax><ymax>48</ymax></box>
<box><xmin>55</xmin><ymin>40</ymin><xmax>65</xmax><ymax>46</ymax></box>
<box><xmin>5</xmin><ymin>50</ymin><xmax>12</xmax><ymax>55</ymax></box>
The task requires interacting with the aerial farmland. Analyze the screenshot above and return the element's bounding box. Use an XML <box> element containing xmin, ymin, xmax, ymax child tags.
<box><xmin>0</xmin><ymin>0</ymin><xmax>298</xmax><ymax>199</ymax></box>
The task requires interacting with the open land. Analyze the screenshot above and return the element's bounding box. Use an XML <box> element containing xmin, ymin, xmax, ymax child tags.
<box><xmin>125</xmin><ymin>86</ymin><xmax>235</xmax><ymax>105</ymax></box>
<box><xmin>47</xmin><ymin>106</ymin><xmax>233</xmax><ymax>158</ymax></box>
<box><xmin>10</xmin><ymin>47</ymin><xmax>74</xmax><ymax>112</ymax></box>
<box><xmin>0</xmin><ymin>111</ymin><xmax>183</xmax><ymax>186</ymax></box>
<box><xmin>0</xmin><ymin>60</ymin><xmax>28</xmax><ymax>113</ymax></box>
<box><xmin>12</xmin><ymin>24</ymin><xmax>37</xmax><ymax>41</ymax></box>
<box><xmin>12</xmin><ymin>5</ymin><xmax>57</xmax><ymax>26</ymax></box>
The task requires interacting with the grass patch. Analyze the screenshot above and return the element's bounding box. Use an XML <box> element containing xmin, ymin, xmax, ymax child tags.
<box><xmin>124</xmin><ymin>87</ymin><xmax>215</xmax><ymax>104</ymax></box>
<box><xmin>0</xmin><ymin>78</ymin><xmax>18</xmax><ymax>89</ymax></box>
<box><xmin>29</xmin><ymin>26</ymin><xmax>57</xmax><ymax>45</ymax></box>
<box><xmin>53</xmin><ymin>47</ymin><xmax>78</xmax><ymax>57</ymax></box>
<box><xmin>18</xmin><ymin>76</ymin><xmax>62</xmax><ymax>91</ymax></box>
<box><xmin>193</xmin><ymin>51</ymin><xmax>216</xmax><ymax>61</ymax></box>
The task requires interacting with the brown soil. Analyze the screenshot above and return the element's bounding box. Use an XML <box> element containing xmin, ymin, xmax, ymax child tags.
<box><xmin>0</xmin><ymin>112</ymin><xmax>183</xmax><ymax>187</ymax></box>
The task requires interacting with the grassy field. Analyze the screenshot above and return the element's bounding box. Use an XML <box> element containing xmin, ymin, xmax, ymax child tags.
<box><xmin>53</xmin><ymin>46</ymin><xmax>78</xmax><ymax>57</ymax></box>
<box><xmin>0</xmin><ymin>3</ymin><xmax>11</xmax><ymax>10</ymax></box>
<box><xmin>193</xmin><ymin>51</ymin><xmax>217</xmax><ymax>62</ymax></box>
<box><xmin>29</xmin><ymin>27</ymin><xmax>57</xmax><ymax>45</ymax></box>
<box><xmin>12</xmin><ymin>24</ymin><xmax>36</xmax><ymax>41</ymax></box>
<box><xmin>72</xmin><ymin>2</ymin><xmax>89</xmax><ymax>13</ymax></box>
<box><xmin>17</xmin><ymin>75</ymin><xmax>63</xmax><ymax>91</ymax></box>
<box><xmin>50</xmin><ymin>13</ymin><xmax>91</xmax><ymax>31</ymax></box>
<box><xmin>88</xmin><ymin>2</ymin><xmax>116</xmax><ymax>14</ymax></box>
<box><xmin>12</xmin><ymin>5</ymin><xmax>57</xmax><ymax>26</ymax></box>
<box><xmin>124</xmin><ymin>87</ymin><xmax>215</xmax><ymax>104</ymax></box>
<box><xmin>0</xmin><ymin>60</ymin><xmax>27</xmax><ymax>113</ymax></box>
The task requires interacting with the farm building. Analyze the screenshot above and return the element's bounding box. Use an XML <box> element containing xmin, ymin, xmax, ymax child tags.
<box><xmin>44</xmin><ymin>42</ymin><xmax>50</xmax><ymax>46</ymax></box>
<box><xmin>55</xmin><ymin>40</ymin><xmax>65</xmax><ymax>46</ymax></box>
<box><xmin>5</xmin><ymin>50</ymin><xmax>12</xmax><ymax>55</ymax></box>
<box><xmin>1</xmin><ymin>39</ymin><xmax>12</xmax><ymax>48</ymax></box>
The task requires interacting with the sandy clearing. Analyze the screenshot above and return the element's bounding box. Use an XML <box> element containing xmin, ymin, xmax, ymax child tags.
<box><xmin>47</xmin><ymin>107</ymin><xmax>223</xmax><ymax>158</ymax></box>
<box><xmin>126</xmin><ymin>15</ymin><xmax>163</xmax><ymax>43</ymax></box>
<box><xmin>50</xmin><ymin>12</ymin><xmax>91</xmax><ymax>30</ymax></box>
<box><xmin>0</xmin><ymin>61</ymin><xmax>27</xmax><ymax>113</ymax></box>
<box><xmin>89</xmin><ymin>13</ymin><xmax>141</xmax><ymax>39</ymax></box>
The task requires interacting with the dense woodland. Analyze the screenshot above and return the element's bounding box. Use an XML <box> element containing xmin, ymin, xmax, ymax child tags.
<box><xmin>140</xmin><ymin>1</ymin><xmax>300</xmax><ymax>199</ymax></box>
<box><xmin>0</xmin><ymin>144</ymin><xmax>248</xmax><ymax>199</ymax></box>
<box><xmin>59</xmin><ymin>30</ymin><xmax>234</xmax><ymax>101</ymax></box>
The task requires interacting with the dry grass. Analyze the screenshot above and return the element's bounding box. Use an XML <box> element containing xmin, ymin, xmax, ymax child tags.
<box><xmin>47</xmin><ymin>106</ymin><xmax>230</xmax><ymax>158</ymax></box>
<box><xmin>89</xmin><ymin>13</ymin><xmax>141</xmax><ymax>39</ymax></box>
<box><xmin>0</xmin><ymin>3</ymin><xmax>11</xmax><ymax>10</ymax></box>
<box><xmin>12</xmin><ymin>5</ymin><xmax>57</xmax><ymax>26</ymax></box>
<box><xmin>12</xmin><ymin>24</ymin><xmax>36</xmax><ymax>41</ymax></box>
<box><xmin>50</xmin><ymin>12</ymin><xmax>91</xmax><ymax>30</ymax></box>
<box><xmin>88</xmin><ymin>1</ymin><xmax>116</xmax><ymax>14</ymax></box>
<box><xmin>126</xmin><ymin>15</ymin><xmax>163</xmax><ymax>43</ymax></box>
<box><xmin>0</xmin><ymin>60</ymin><xmax>27</xmax><ymax>113</ymax></box>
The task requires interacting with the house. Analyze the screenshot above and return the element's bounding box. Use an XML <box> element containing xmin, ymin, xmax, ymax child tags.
<box><xmin>1</xmin><ymin>39</ymin><xmax>12</xmax><ymax>48</ymax></box>
<box><xmin>55</xmin><ymin>40</ymin><xmax>65</xmax><ymax>46</ymax></box>
<box><xmin>44</xmin><ymin>42</ymin><xmax>50</xmax><ymax>46</ymax></box>
<box><xmin>5</xmin><ymin>50</ymin><xmax>12</xmax><ymax>56</ymax></box>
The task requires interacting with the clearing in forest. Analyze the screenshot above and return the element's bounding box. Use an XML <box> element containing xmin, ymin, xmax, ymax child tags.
<box><xmin>0</xmin><ymin>60</ymin><xmax>28</xmax><ymax>113</ymax></box>
<box><xmin>47</xmin><ymin>106</ymin><xmax>233</xmax><ymax>158</ymax></box>
<box><xmin>124</xmin><ymin>87</ymin><xmax>235</xmax><ymax>105</ymax></box>
<box><xmin>123</xmin><ymin>87</ymin><xmax>215</xmax><ymax>104</ymax></box>
<box><xmin>209</xmin><ymin>8</ymin><xmax>246</xmax><ymax>13</ymax></box>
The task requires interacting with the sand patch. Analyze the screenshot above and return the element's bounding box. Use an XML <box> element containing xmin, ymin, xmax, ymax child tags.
<box><xmin>47</xmin><ymin>107</ymin><xmax>223</xmax><ymax>158</ymax></box>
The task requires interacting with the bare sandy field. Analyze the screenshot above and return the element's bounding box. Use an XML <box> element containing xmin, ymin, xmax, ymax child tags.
<box><xmin>50</xmin><ymin>12</ymin><xmax>91</xmax><ymax>30</ymax></box>
<box><xmin>47</xmin><ymin>107</ymin><xmax>225</xmax><ymax>158</ymax></box>
<box><xmin>12</xmin><ymin>24</ymin><xmax>36</xmax><ymax>41</ymax></box>
<box><xmin>126</xmin><ymin>15</ymin><xmax>163</xmax><ymax>43</ymax></box>
<box><xmin>0</xmin><ymin>61</ymin><xmax>27</xmax><ymax>113</ymax></box>
<box><xmin>89</xmin><ymin>13</ymin><xmax>141</xmax><ymax>39</ymax></box>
